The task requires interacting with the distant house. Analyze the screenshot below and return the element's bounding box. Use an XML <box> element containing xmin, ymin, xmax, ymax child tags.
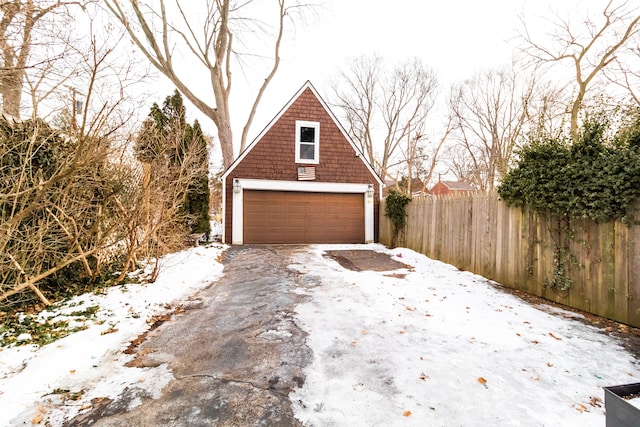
<box><xmin>383</xmin><ymin>177</ymin><xmax>429</xmax><ymax>197</ymax></box>
<box><xmin>429</xmin><ymin>180</ymin><xmax>475</xmax><ymax>196</ymax></box>
<box><xmin>221</xmin><ymin>81</ymin><xmax>383</xmax><ymax>244</ymax></box>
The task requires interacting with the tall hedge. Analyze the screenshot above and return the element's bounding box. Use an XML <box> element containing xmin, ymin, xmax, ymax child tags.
<box><xmin>136</xmin><ymin>90</ymin><xmax>211</xmax><ymax>238</ymax></box>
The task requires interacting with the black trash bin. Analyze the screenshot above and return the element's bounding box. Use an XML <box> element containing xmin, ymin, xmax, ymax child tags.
<box><xmin>604</xmin><ymin>383</ymin><xmax>640</xmax><ymax>427</ymax></box>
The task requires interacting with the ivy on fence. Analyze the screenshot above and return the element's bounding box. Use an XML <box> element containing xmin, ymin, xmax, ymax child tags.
<box><xmin>384</xmin><ymin>188</ymin><xmax>411</xmax><ymax>248</ymax></box>
<box><xmin>498</xmin><ymin>113</ymin><xmax>640</xmax><ymax>291</ymax></box>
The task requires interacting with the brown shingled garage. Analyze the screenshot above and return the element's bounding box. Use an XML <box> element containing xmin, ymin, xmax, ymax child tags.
<box><xmin>243</xmin><ymin>190</ymin><xmax>365</xmax><ymax>244</ymax></box>
<box><xmin>222</xmin><ymin>82</ymin><xmax>382</xmax><ymax>245</ymax></box>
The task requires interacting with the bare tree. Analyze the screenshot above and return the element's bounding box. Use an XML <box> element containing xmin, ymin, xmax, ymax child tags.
<box><xmin>331</xmin><ymin>54</ymin><xmax>381</xmax><ymax>172</ymax></box>
<box><xmin>522</xmin><ymin>80</ymin><xmax>570</xmax><ymax>141</ymax></box>
<box><xmin>114</xmin><ymin>131</ymin><xmax>209</xmax><ymax>283</ymax></box>
<box><xmin>415</xmin><ymin>117</ymin><xmax>452</xmax><ymax>189</ymax></box>
<box><xmin>0</xmin><ymin>0</ymin><xmax>83</xmax><ymax>119</ymax></box>
<box><xmin>385</xmin><ymin>116</ymin><xmax>453</xmax><ymax>194</ymax></box>
<box><xmin>447</xmin><ymin>65</ymin><xmax>535</xmax><ymax>191</ymax></box>
<box><xmin>331</xmin><ymin>55</ymin><xmax>439</xmax><ymax>181</ymax></box>
<box><xmin>606</xmin><ymin>43</ymin><xmax>640</xmax><ymax>106</ymax></box>
<box><xmin>444</xmin><ymin>143</ymin><xmax>478</xmax><ymax>185</ymax></box>
<box><xmin>105</xmin><ymin>0</ymin><xmax>309</xmax><ymax>169</ymax></box>
<box><xmin>519</xmin><ymin>0</ymin><xmax>640</xmax><ymax>137</ymax></box>
<box><xmin>0</xmin><ymin>11</ymin><xmax>147</xmax><ymax>306</ymax></box>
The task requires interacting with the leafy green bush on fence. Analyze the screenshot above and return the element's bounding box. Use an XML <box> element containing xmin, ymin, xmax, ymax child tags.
<box><xmin>498</xmin><ymin>114</ymin><xmax>640</xmax><ymax>223</ymax></box>
<box><xmin>385</xmin><ymin>188</ymin><xmax>411</xmax><ymax>248</ymax></box>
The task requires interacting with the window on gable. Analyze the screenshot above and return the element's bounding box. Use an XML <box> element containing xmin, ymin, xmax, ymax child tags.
<box><xmin>295</xmin><ymin>120</ymin><xmax>319</xmax><ymax>164</ymax></box>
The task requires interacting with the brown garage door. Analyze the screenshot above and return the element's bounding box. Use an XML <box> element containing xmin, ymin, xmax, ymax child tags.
<box><xmin>243</xmin><ymin>190</ymin><xmax>364</xmax><ymax>244</ymax></box>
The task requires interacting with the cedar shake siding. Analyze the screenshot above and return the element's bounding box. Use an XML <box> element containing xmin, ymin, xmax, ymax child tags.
<box><xmin>223</xmin><ymin>83</ymin><xmax>381</xmax><ymax>244</ymax></box>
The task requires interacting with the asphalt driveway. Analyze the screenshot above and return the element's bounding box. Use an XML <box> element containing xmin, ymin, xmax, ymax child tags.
<box><xmin>66</xmin><ymin>245</ymin><xmax>317</xmax><ymax>426</ymax></box>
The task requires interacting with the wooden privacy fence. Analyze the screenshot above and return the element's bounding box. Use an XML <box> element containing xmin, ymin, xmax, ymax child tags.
<box><xmin>379</xmin><ymin>192</ymin><xmax>640</xmax><ymax>327</ymax></box>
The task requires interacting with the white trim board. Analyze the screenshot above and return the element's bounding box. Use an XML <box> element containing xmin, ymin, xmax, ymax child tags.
<box><xmin>236</xmin><ymin>179</ymin><xmax>369</xmax><ymax>193</ymax></box>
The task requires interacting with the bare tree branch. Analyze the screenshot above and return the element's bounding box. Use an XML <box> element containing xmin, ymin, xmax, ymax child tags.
<box><xmin>104</xmin><ymin>0</ymin><xmax>308</xmax><ymax>168</ymax></box>
<box><xmin>331</xmin><ymin>55</ymin><xmax>439</xmax><ymax>182</ymax></box>
<box><xmin>518</xmin><ymin>0</ymin><xmax>640</xmax><ymax>137</ymax></box>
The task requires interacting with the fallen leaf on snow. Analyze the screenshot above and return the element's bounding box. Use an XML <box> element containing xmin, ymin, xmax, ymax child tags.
<box><xmin>589</xmin><ymin>397</ymin><xmax>603</xmax><ymax>407</ymax></box>
<box><xmin>549</xmin><ymin>333</ymin><xmax>562</xmax><ymax>340</ymax></box>
<box><xmin>32</xmin><ymin>407</ymin><xmax>46</xmax><ymax>424</ymax></box>
<box><xmin>101</xmin><ymin>328</ymin><xmax>118</xmax><ymax>335</ymax></box>
<box><xmin>477</xmin><ymin>377</ymin><xmax>488</xmax><ymax>387</ymax></box>
<box><xmin>575</xmin><ymin>403</ymin><xmax>587</xmax><ymax>413</ymax></box>
<box><xmin>403</xmin><ymin>411</ymin><xmax>411</xmax><ymax>417</ymax></box>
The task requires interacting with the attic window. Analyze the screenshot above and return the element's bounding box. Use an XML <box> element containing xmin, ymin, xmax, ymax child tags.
<box><xmin>295</xmin><ymin>120</ymin><xmax>319</xmax><ymax>164</ymax></box>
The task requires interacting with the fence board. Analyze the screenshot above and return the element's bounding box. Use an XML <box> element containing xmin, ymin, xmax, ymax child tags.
<box><xmin>379</xmin><ymin>194</ymin><xmax>640</xmax><ymax>327</ymax></box>
<box><xmin>629</xmin><ymin>226</ymin><xmax>640</xmax><ymax>325</ymax></box>
<box><xmin>615</xmin><ymin>222</ymin><xmax>629</xmax><ymax>325</ymax></box>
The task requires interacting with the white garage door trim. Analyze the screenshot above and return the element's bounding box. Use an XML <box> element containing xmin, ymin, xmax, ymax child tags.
<box><xmin>231</xmin><ymin>179</ymin><xmax>374</xmax><ymax>245</ymax></box>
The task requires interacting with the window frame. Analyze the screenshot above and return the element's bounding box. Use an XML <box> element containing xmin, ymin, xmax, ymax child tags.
<box><xmin>295</xmin><ymin>120</ymin><xmax>320</xmax><ymax>164</ymax></box>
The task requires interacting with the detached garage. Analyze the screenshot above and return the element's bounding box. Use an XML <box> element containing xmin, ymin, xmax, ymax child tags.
<box><xmin>222</xmin><ymin>81</ymin><xmax>382</xmax><ymax>245</ymax></box>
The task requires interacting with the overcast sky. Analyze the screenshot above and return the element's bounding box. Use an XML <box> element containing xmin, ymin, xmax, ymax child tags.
<box><xmin>236</xmin><ymin>0</ymin><xmax>528</xmax><ymax>137</ymax></box>
<box><xmin>149</xmin><ymin>0</ymin><xmax>611</xmax><ymax>160</ymax></box>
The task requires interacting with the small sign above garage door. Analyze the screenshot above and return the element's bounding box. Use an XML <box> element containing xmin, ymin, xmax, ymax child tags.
<box><xmin>243</xmin><ymin>190</ymin><xmax>364</xmax><ymax>244</ymax></box>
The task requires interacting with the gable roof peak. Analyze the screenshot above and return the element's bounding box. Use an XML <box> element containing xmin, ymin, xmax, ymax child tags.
<box><xmin>222</xmin><ymin>80</ymin><xmax>382</xmax><ymax>186</ymax></box>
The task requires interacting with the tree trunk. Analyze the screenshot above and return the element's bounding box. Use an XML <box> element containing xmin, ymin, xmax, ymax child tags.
<box><xmin>1</xmin><ymin>69</ymin><xmax>23</xmax><ymax>118</ymax></box>
<box><xmin>216</xmin><ymin>109</ymin><xmax>234</xmax><ymax>168</ymax></box>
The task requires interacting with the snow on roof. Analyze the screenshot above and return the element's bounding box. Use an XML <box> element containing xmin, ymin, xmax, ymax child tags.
<box><xmin>441</xmin><ymin>180</ymin><xmax>475</xmax><ymax>191</ymax></box>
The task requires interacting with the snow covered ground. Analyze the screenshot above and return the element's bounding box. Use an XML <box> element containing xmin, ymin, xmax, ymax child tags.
<box><xmin>1</xmin><ymin>243</ymin><xmax>639</xmax><ymax>426</ymax></box>
<box><xmin>290</xmin><ymin>245</ymin><xmax>640</xmax><ymax>426</ymax></box>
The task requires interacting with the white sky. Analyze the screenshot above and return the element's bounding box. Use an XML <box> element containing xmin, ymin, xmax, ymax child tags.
<box><xmin>230</xmin><ymin>0</ymin><xmax>531</xmax><ymax>145</ymax></box>
<box><xmin>143</xmin><ymin>0</ymin><xmax>613</xmax><ymax>162</ymax></box>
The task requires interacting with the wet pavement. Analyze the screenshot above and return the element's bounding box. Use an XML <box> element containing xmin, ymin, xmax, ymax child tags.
<box><xmin>65</xmin><ymin>245</ymin><xmax>316</xmax><ymax>427</ymax></box>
